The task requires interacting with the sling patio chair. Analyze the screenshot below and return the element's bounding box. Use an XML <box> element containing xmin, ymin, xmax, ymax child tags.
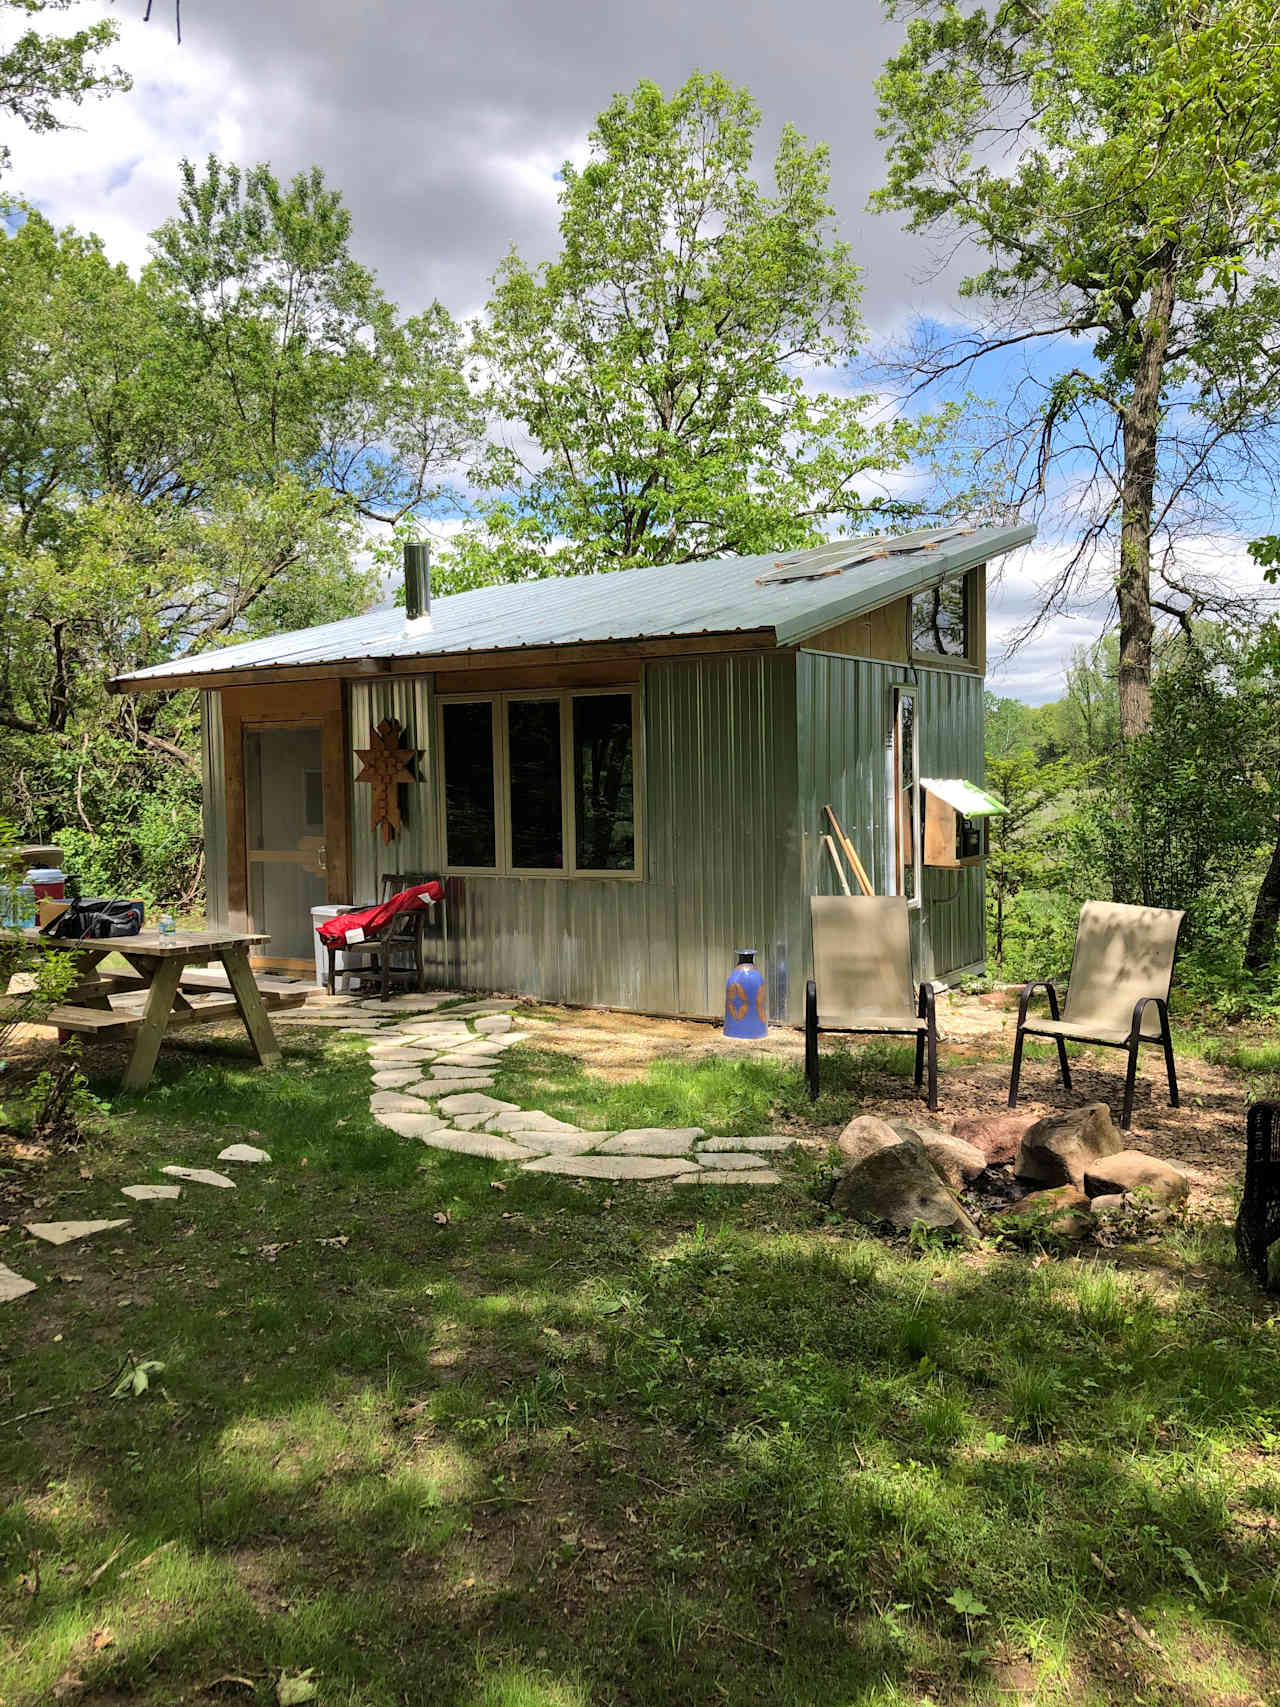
<box><xmin>805</xmin><ymin>894</ymin><xmax>940</xmax><ymax>1110</ymax></box>
<box><xmin>1007</xmin><ymin>900</ymin><xmax>1184</xmax><ymax>1130</ymax></box>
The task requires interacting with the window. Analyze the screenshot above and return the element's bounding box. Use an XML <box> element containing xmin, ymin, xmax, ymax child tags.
<box><xmin>441</xmin><ymin>700</ymin><xmax>497</xmax><ymax>868</ymax></box>
<box><xmin>508</xmin><ymin>698</ymin><xmax>564</xmax><ymax>869</ymax></box>
<box><xmin>890</xmin><ymin>685</ymin><xmax>922</xmax><ymax>907</ymax></box>
<box><xmin>439</xmin><ymin>688</ymin><xmax>640</xmax><ymax>877</ymax></box>
<box><xmin>911</xmin><ymin>572</ymin><xmax>969</xmax><ymax>659</ymax></box>
<box><xmin>574</xmin><ymin>693</ymin><xmax>635</xmax><ymax>870</ymax></box>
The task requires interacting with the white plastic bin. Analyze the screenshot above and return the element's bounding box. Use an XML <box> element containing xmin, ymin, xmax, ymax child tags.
<box><xmin>311</xmin><ymin>904</ymin><xmax>358</xmax><ymax>991</ymax></box>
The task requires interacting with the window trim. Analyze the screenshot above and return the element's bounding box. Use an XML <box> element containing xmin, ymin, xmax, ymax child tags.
<box><xmin>435</xmin><ymin>684</ymin><xmax>643</xmax><ymax>880</ymax></box>
<box><xmin>908</xmin><ymin>569</ymin><xmax>975</xmax><ymax>669</ymax></box>
<box><xmin>888</xmin><ymin>683</ymin><xmax>923</xmax><ymax>911</ymax></box>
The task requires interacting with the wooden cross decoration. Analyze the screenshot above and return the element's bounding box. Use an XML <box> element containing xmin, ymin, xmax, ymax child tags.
<box><xmin>355</xmin><ymin>718</ymin><xmax>421</xmax><ymax>844</ymax></box>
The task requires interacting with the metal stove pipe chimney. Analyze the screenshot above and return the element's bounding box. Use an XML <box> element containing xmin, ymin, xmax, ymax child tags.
<box><xmin>403</xmin><ymin>541</ymin><xmax>431</xmax><ymax>626</ymax></box>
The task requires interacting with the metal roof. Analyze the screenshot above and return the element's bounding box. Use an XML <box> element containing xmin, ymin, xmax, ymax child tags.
<box><xmin>113</xmin><ymin>522</ymin><xmax>1036</xmax><ymax>689</ymax></box>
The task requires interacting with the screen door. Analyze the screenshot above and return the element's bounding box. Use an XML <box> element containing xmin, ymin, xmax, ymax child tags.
<box><xmin>244</xmin><ymin>725</ymin><xmax>329</xmax><ymax>962</ymax></box>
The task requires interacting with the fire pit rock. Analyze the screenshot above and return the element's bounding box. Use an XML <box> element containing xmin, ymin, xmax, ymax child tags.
<box><xmin>836</xmin><ymin>1114</ymin><xmax>902</xmax><ymax>1166</ymax></box>
<box><xmin>948</xmin><ymin>1111</ymin><xmax>1034</xmax><ymax>1167</ymax></box>
<box><xmin>1082</xmin><ymin>1149</ymin><xmax>1189</xmax><ymax>1205</ymax></box>
<box><xmin>1014</xmin><ymin>1103</ymin><xmax>1122</xmax><ymax>1190</ymax></box>
<box><xmin>888</xmin><ymin>1119</ymin><xmax>987</xmax><ymax>1189</ymax></box>
<box><xmin>831</xmin><ymin>1135</ymin><xmax>980</xmax><ymax>1240</ymax></box>
<box><xmin>995</xmin><ymin>1186</ymin><xmax>1093</xmax><ymax>1239</ymax></box>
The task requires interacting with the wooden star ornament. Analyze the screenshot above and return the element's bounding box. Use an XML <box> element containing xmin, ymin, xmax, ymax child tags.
<box><xmin>355</xmin><ymin>717</ymin><xmax>421</xmax><ymax>843</ymax></box>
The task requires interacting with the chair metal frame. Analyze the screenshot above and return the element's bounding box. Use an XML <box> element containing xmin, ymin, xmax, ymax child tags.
<box><xmin>1007</xmin><ymin>901</ymin><xmax>1183</xmax><ymax>1130</ymax></box>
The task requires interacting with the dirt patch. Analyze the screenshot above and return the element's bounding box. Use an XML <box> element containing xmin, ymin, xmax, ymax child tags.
<box><xmin>519</xmin><ymin>998</ymin><xmax>1245</xmax><ymax>1213</ymax></box>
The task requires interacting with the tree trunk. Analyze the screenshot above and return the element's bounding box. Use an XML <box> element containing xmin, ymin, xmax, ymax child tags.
<box><xmin>1117</xmin><ymin>264</ymin><xmax>1177</xmax><ymax>742</ymax></box>
<box><xmin>1244</xmin><ymin>819</ymin><xmax>1280</xmax><ymax>974</ymax></box>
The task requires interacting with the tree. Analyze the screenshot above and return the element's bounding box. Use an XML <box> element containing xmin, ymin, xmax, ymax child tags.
<box><xmin>458</xmin><ymin>72</ymin><xmax>926</xmax><ymax>580</ymax></box>
<box><xmin>0</xmin><ymin>0</ymin><xmax>129</xmax><ymax>173</ymax></box>
<box><xmin>984</xmin><ymin>747</ymin><xmax>1079</xmax><ymax>971</ymax></box>
<box><xmin>0</xmin><ymin>164</ymin><xmax>485</xmax><ymax>898</ymax></box>
<box><xmin>874</xmin><ymin>0</ymin><xmax>1280</xmax><ymax>739</ymax></box>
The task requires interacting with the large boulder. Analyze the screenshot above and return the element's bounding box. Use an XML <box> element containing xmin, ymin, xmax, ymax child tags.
<box><xmin>1082</xmin><ymin>1149</ymin><xmax>1189</xmax><ymax>1205</ymax></box>
<box><xmin>889</xmin><ymin>1119</ymin><xmax>987</xmax><ymax>1189</ymax></box>
<box><xmin>995</xmin><ymin>1186</ymin><xmax>1093</xmax><ymax>1240</ymax></box>
<box><xmin>831</xmin><ymin>1139</ymin><xmax>980</xmax><ymax>1239</ymax></box>
<box><xmin>949</xmin><ymin>1111</ymin><xmax>1035</xmax><ymax>1167</ymax></box>
<box><xmin>1014</xmin><ymin>1103</ymin><xmax>1122</xmax><ymax>1189</ymax></box>
<box><xmin>836</xmin><ymin>1114</ymin><xmax>902</xmax><ymax>1167</ymax></box>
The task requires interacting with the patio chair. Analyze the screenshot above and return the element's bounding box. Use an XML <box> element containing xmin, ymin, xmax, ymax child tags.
<box><xmin>806</xmin><ymin>895</ymin><xmax>939</xmax><ymax>1110</ymax></box>
<box><xmin>1007</xmin><ymin>900</ymin><xmax>1184</xmax><ymax>1130</ymax></box>
<box><xmin>320</xmin><ymin>877</ymin><xmax>446</xmax><ymax>999</ymax></box>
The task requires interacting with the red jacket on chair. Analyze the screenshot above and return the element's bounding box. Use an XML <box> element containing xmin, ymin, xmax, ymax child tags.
<box><xmin>316</xmin><ymin>882</ymin><xmax>443</xmax><ymax>946</ymax></box>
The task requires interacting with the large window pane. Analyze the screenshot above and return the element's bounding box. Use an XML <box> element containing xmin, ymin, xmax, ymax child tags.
<box><xmin>508</xmin><ymin>699</ymin><xmax>564</xmax><ymax>869</ymax></box>
<box><xmin>573</xmin><ymin>694</ymin><xmax>635</xmax><ymax>870</ymax></box>
<box><xmin>911</xmin><ymin>574</ymin><xmax>968</xmax><ymax>657</ymax></box>
<box><xmin>442</xmin><ymin>701</ymin><xmax>496</xmax><ymax>867</ymax></box>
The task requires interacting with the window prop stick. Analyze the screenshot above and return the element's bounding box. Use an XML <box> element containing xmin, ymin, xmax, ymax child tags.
<box><xmin>823</xmin><ymin>805</ymin><xmax>874</xmax><ymax>897</ymax></box>
<box><xmin>822</xmin><ymin>834</ymin><xmax>852</xmax><ymax>896</ymax></box>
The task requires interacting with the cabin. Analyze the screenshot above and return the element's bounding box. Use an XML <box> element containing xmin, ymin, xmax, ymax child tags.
<box><xmin>111</xmin><ymin>522</ymin><xmax>1035</xmax><ymax>1023</ymax></box>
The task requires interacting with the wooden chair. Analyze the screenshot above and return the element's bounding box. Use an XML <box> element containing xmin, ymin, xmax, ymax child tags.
<box><xmin>1007</xmin><ymin>900</ymin><xmax>1184</xmax><ymax>1130</ymax></box>
<box><xmin>324</xmin><ymin>874</ymin><xmax>447</xmax><ymax>998</ymax></box>
<box><xmin>805</xmin><ymin>895</ymin><xmax>940</xmax><ymax>1110</ymax></box>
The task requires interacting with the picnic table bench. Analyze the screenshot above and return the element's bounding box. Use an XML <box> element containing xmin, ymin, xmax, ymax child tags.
<box><xmin>19</xmin><ymin>927</ymin><xmax>307</xmax><ymax>1090</ymax></box>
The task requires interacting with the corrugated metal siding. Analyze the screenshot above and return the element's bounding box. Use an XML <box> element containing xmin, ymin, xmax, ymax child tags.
<box><xmin>200</xmin><ymin>690</ymin><xmax>229</xmax><ymax>930</ymax></box>
<box><xmin>347</xmin><ymin>654</ymin><xmax>801</xmax><ymax>1019</ymax></box>
<box><xmin>795</xmin><ymin>653</ymin><xmax>986</xmax><ymax>984</ymax></box>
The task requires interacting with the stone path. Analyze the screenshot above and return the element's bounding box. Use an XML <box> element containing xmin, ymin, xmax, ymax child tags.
<box><xmin>5</xmin><ymin>989</ymin><xmax>798</xmax><ymax>1304</ymax></box>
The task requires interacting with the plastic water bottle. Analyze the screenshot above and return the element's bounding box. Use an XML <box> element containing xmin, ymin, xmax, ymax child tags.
<box><xmin>0</xmin><ymin>885</ymin><xmax>10</xmax><ymax>927</ymax></box>
<box><xmin>159</xmin><ymin>913</ymin><xmax>176</xmax><ymax>935</ymax></box>
<box><xmin>14</xmin><ymin>883</ymin><xmax>35</xmax><ymax>928</ymax></box>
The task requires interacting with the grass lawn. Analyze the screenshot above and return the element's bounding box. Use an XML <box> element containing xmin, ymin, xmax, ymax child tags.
<box><xmin>1</xmin><ymin>1012</ymin><xmax>1278</xmax><ymax>1706</ymax></box>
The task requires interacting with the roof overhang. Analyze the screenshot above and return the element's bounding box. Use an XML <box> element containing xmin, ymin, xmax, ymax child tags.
<box><xmin>772</xmin><ymin>522</ymin><xmax>1036</xmax><ymax>647</ymax></box>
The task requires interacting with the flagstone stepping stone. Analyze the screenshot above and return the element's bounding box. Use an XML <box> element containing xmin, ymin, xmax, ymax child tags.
<box><xmin>160</xmin><ymin>1166</ymin><xmax>235</xmax><ymax>1189</ymax></box>
<box><xmin>372</xmin><ymin>1069</ymin><xmax>422</xmax><ymax>1089</ymax></box>
<box><xmin>521</xmin><ymin>1154</ymin><xmax>694</xmax><ymax>1180</ymax></box>
<box><xmin>697</xmin><ymin>1135</ymin><xmax>799</xmax><ymax>1153</ymax></box>
<box><xmin>470</xmin><ymin>1032</ymin><xmax>528</xmax><ymax>1050</ymax></box>
<box><xmin>121</xmin><ymin>1184</ymin><xmax>182</xmax><ymax>1201</ymax></box>
<box><xmin>375</xmin><ymin>1111</ymin><xmax>449</xmax><ymax>1139</ymax></box>
<box><xmin>696</xmin><ymin>1152</ymin><xmax>772</xmax><ymax>1169</ymax></box>
<box><xmin>452</xmin><ymin>1113</ymin><xmax>488</xmax><ymax>1130</ymax></box>
<box><xmin>437</xmin><ymin>1092</ymin><xmax>520</xmax><ymax>1116</ymax></box>
<box><xmin>597</xmin><ymin>1128</ymin><xmax>703</xmax><ymax>1155</ymax></box>
<box><xmin>440</xmin><ymin>999</ymin><xmax>519</xmax><ymax>1016</ymax></box>
<box><xmin>0</xmin><ymin>1264</ymin><xmax>38</xmax><ymax>1301</ymax></box>
<box><xmin>434</xmin><ymin>1046</ymin><xmax>504</xmax><ymax>1064</ymax></box>
<box><xmin>474</xmin><ymin>1014</ymin><xmax>514</xmax><ymax>1034</ymax></box>
<box><xmin>218</xmin><ymin>1144</ymin><xmax>271</xmax><ymax>1163</ymax></box>
<box><xmin>26</xmin><ymin>1218</ymin><xmax>131</xmax><ymax>1245</ymax></box>
<box><xmin>417</xmin><ymin>1130</ymin><xmax>542</xmax><ymax>1162</ymax></box>
<box><xmin>369</xmin><ymin>1091</ymin><xmax>438</xmax><ymax>1115</ymax></box>
<box><xmin>485</xmin><ymin>1111</ymin><xmax>584</xmax><ymax>1136</ymax></box>
<box><xmin>426</xmin><ymin>1062</ymin><xmax>498</xmax><ymax>1077</ymax></box>
<box><xmin>673</xmin><ymin>1169</ymin><xmax>782</xmax><ymax>1186</ymax></box>
<box><xmin>420</xmin><ymin>1076</ymin><xmax>496</xmax><ymax>1093</ymax></box>
<box><xmin>507</xmin><ymin>1133</ymin><xmax>598</xmax><ymax>1157</ymax></box>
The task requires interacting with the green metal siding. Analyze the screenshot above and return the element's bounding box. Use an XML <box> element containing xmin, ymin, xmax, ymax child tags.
<box><xmin>347</xmin><ymin>652</ymin><xmax>801</xmax><ymax>1018</ymax></box>
<box><xmin>796</xmin><ymin>652</ymin><xmax>986</xmax><ymax>984</ymax></box>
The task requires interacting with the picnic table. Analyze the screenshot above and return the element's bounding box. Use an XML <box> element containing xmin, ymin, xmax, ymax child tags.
<box><xmin>18</xmin><ymin>927</ymin><xmax>307</xmax><ymax>1090</ymax></box>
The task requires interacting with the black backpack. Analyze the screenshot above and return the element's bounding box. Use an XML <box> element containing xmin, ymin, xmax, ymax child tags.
<box><xmin>42</xmin><ymin>898</ymin><xmax>144</xmax><ymax>940</ymax></box>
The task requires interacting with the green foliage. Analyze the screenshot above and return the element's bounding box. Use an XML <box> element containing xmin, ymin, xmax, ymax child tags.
<box><xmin>875</xmin><ymin>0</ymin><xmax>1280</xmax><ymax>732</ymax></box>
<box><xmin>0</xmin><ymin>0</ymin><xmax>128</xmax><ymax>175</ymax></box>
<box><xmin>453</xmin><ymin>72</ymin><xmax>929</xmax><ymax>579</ymax></box>
<box><xmin>0</xmin><ymin>160</ymin><xmax>485</xmax><ymax>900</ymax></box>
<box><xmin>985</xmin><ymin>747</ymin><xmax>1081</xmax><ymax>974</ymax></box>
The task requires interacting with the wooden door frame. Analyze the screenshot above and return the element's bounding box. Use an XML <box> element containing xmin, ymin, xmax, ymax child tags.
<box><xmin>221</xmin><ymin>680</ymin><xmax>351</xmax><ymax>971</ymax></box>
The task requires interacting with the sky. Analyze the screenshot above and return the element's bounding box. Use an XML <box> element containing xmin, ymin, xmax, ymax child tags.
<box><xmin>1</xmin><ymin>0</ymin><xmax>1272</xmax><ymax>704</ymax></box>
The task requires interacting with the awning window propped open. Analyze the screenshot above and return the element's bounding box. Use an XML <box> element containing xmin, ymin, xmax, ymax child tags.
<box><xmin>920</xmin><ymin>778</ymin><xmax>1008</xmax><ymax>817</ymax></box>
